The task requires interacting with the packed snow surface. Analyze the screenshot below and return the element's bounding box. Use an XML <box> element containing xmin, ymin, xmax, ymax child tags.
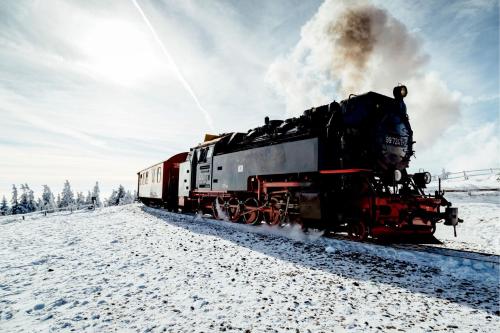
<box><xmin>1</xmin><ymin>203</ymin><xmax>499</xmax><ymax>332</ymax></box>
<box><xmin>428</xmin><ymin>175</ymin><xmax>499</xmax><ymax>254</ymax></box>
<box><xmin>429</xmin><ymin>174</ymin><xmax>500</xmax><ymax>192</ymax></box>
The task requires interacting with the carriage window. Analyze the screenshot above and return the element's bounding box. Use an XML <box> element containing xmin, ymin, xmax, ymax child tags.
<box><xmin>157</xmin><ymin>167</ymin><xmax>161</xmax><ymax>182</ymax></box>
<box><xmin>146</xmin><ymin>171</ymin><xmax>149</xmax><ymax>184</ymax></box>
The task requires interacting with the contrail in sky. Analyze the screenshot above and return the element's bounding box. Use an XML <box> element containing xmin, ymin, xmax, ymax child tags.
<box><xmin>131</xmin><ymin>0</ymin><xmax>215</xmax><ymax>132</ymax></box>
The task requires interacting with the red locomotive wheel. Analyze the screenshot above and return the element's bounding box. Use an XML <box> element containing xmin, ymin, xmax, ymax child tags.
<box><xmin>243</xmin><ymin>198</ymin><xmax>261</xmax><ymax>225</ymax></box>
<box><xmin>265</xmin><ymin>197</ymin><xmax>282</xmax><ymax>226</ymax></box>
<box><xmin>348</xmin><ymin>220</ymin><xmax>368</xmax><ymax>241</ymax></box>
<box><xmin>227</xmin><ymin>197</ymin><xmax>241</xmax><ymax>222</ymax></box>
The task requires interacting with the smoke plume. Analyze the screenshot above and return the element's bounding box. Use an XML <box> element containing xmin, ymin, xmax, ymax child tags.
<box><xmin>267</xmin><ymin>0</ymin><xmax>460</xmax><ymax>149</ymax></box>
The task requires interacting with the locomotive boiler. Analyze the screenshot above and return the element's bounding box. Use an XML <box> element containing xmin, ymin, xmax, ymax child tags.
<box><xmin>138</xmin><ymin>85</ymin><xmax>460</xmax><ymax>241</ymax></box>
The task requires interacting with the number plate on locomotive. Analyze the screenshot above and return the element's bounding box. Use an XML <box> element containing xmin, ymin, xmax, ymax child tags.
<box><xmin>385</xmin><ymin>136</ymin><xmax>407</xmax><ymax>146</ymax></box>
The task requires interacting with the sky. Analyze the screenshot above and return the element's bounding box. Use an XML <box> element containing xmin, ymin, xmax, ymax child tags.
<box><xmin>0</xmin><ymin>0</ymin><xmax>498</xmax><ymax>200</ymax></box>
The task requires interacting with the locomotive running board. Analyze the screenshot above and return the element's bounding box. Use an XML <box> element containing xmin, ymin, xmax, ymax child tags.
<box><xmin>262</xmin><ymin>181</ymin><xmax>312</xmax><ymax>188</ymax></box>
<box><xmin>320</xmin><ymin>168</ymin><xmax>372</xmax><ymax>174</ymax></box>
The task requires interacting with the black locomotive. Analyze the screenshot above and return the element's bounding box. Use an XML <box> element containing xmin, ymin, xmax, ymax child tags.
<box><xmin>138</xmin><ymin>85</ymin><xmax>459</xmax><ymax>240</ymax></box>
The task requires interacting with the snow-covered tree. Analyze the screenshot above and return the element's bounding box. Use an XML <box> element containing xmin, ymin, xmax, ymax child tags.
<box><xmin>36</xmin><ymin>198</ymin><xmax>43</xmax><ymax>211</ymax></box>
<box><xmin>19</xmin><ymin>184</ymin><xmax>29</xmax><ymax>214</ymax></box>
<box><xmin>92</xmin><ymin>182</ymin><xmax>102</xmax><ymax>207</ymax></box>
<box><xmin>120</xmin><ymin>190</ymin><xmax>134</xmax><ymax>205</ymax></box>
<box><xmin>11</xmin><ymin>184</ymin><xmax>20</xmax><ymax>215</ymax></box>
<box><xmin>60</xmin><ymin>180</ymin><xmax>74</xmax><ymax>208</ymax></box>
<box><xmin>106</xmin><ymin>189</ymin><xmax>118</xmax><ymax>207</ymax></box>
<box><xmin>85</xmin><ymin>191</ymin><xmax>92</xmax><ymax>205</ymax></box>
<box><xmin>106</xmin><ymin>185</ymin><xmax>131</xmax><ymax>206</ymax></box>
<box><xmin>76</xmin><ymin>192</ymin><xmax>85</xmax><ymax>207</ymax></box>
<box><xmin>26</xmin><ymin>184</ymin><xmax>36</xmax><ymax>213</ymax></box>
<box><xmin>0</xmin><ymin>196</ymin><xmax>8</xmax><ymax>216</ymax></box>
<box><xmin>56</xmin><ymin>194</ymin><xmax>62</xmax><ymax>209</ymax></box>
<box><xmin>116</xmin><ymin>185</ymin><xmax>126</xmax><ymax>205</ymax></box>
<box><xmin>440</xmin><ymin>168</ymin><xmax>450</xmax><ymax>180</ymax></box>
<box><xmin>41</xmin><ymin>185</ymin><xmax>55</xmax><ymax>211</ymax></box>
<box><xmin>104</xmin><ymin>186</ymin><xmax>134</xmax><ymax>206</ymax></box>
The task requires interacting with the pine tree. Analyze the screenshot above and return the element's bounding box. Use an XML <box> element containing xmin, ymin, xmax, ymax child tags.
<box><xmin>0</xmin><ymin>196</ymin><xmax>8</xmax><ymax>216</ymax></box>
<box><xmin>92</xmin><ymin>182</ymin><xmax>101</xmax><ymax>207</ymax></box>
<box><xmin>41</xmin><ymin>185</ymin><xmax>55</xmax><ymax>211</ymax></box>
<box><xmin>11</xmin><ymin>185</ymin><xmax>20</xmax><ymax>215</ymax></box>
<box><xmin>19</xmin><ymin>184</ymin><xmax>29</xmax><ymax>214</ymax></box>
<box><xmin>85</xmin><ymin>191</ymin><xmax>92</xmax><ymax>205</ymax></box>
<box><xmin>60</xmin><ymin>180</ymin><xmax>74</xmax><ymax>208</ymax></box>
<box><xmin>36</xmin><ymin>198</ymin><xmax>43</xmax><ymax>211</ymax></box>
<box><xmin>56</xmin><ymin>194</ymin><xmax>62</xmax><ymax>209</ymax></box>
<box><xmin>76</xmin><ymin>192</ymin><xmax>85</xmax><ymax>208</ymax></box>
<box><xmin>26</xmin><ymin>184</ymin><xmax>36</xmax><ymax>213</ymax></box>
<box><xmin>116</xmin><ymin>185</ymin><xmax>126</xmax><ymax>205</ymax></box>
<box><xmin>107</xmin><ymin>190</ymin><xmax>118</xmax><ymax>207</ymax></box>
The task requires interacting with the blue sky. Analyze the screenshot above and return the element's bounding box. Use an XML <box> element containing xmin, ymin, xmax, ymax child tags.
<box><xmin>0</xmin><ymin>0</ymin><xmax>498</xmax><ymax>200</ymax></box>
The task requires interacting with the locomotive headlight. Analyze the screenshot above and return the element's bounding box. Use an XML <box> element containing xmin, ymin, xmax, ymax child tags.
<box><xmin>400</xmin><ymin>85</ymin><xmax>407</xmax><ymax>98</ymax></box>
<box><xmin>413</xmin><ymin>171</ymin><xmax>432</xmax><ymax>188</ymax></box>
<box><xmin>393</xmin><ymin>84</ymin><xmax>408</xmax><ymax>99</ymax></box>
<box><xmin>394</xmin><ymin>170</ymin><xmax>402</xmax><ymax>182</ymax></box>
<box><xmin>424</xmin><ymin>172</ymin><xmax>432</xmax><ymax>184</ymax></box>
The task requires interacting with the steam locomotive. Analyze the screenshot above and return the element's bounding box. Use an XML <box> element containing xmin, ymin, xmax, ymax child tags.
<box><xmin>138</xmin><ymin>85</ymin><xmax>459</xmax><ymax>240</ymax></box>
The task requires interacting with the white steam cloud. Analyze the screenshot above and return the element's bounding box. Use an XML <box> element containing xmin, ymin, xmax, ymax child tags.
<box><xmin>267</xmin><ymin>0</ymin><xmax>461</xmax><ymax>149</ymax></box>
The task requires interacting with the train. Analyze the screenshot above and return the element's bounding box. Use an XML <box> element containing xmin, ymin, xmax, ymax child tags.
<box><xmin>137</xmin><ymin>85</ymin><xmax>460</xmax><ymax>241</ymax></box>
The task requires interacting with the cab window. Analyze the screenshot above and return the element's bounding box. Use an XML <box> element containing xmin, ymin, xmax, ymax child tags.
<box><xmin>199</xmin><ymin>147</ymin><xmax>211</xmax><ymax>163</ymax></box>
<box><xmin>207</xmin><ymin>145</ymin><xmax>214</xmax><ymax>158</ymax></box>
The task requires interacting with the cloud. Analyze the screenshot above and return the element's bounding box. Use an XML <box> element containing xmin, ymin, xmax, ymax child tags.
<box><xmin>421</xmin><ymin>122</ymin><xmax>500</xmax><ymax>172</ymax></box>
<box><xmin>0</xmin><ymin>0</ymin><xmax>295</xmax><ymax>200</ymax></box>
<box><xmin>445</xmin><ymin>124</ymin><xmax>499</xmax><ymax>171</ymax></box>
<box><xmin>266</xmin><ymin>0</ymin><xmax>461</xmax><ymax>149</ymax></box>
<box><xmin>0</xmin><ymin>0</ymin><xmax>496</xmax><ymax>200</ymax></box>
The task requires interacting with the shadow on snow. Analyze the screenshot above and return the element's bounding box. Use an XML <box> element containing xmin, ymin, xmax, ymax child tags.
<box><xmin>142</xmin><ymin>206</ymin><xmax>499</xmax><ymax>316</ymax></box>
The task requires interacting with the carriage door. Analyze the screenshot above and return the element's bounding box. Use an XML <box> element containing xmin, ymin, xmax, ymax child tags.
<box><xmin>196</xmin><ymin>145</ymin><xmax>214</xmax><ymax>191</ymax></box>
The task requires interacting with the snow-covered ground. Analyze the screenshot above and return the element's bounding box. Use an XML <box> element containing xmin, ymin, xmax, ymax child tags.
<box><xmin>1</xmin><ymin>202</ymin><xmax>498</xmax><ymax>332</ymax></box>
<box><xmin>429</xmin><ymin>173</ymin><xmax>500</xmax><ymax>192</ymax></box>
<box><xmin>428</xmin><ymin>174</ymin><xmax>499</xmax><ymax>254</ymax></box>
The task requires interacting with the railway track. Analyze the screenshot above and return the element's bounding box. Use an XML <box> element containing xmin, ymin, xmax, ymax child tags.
<box><xmin>390</xmin><ymin>243</ymin><xmax>500</xmax><ymax>265</ymax></box>
<box><xmin>325</xmin><ymin>233</ymin><xmax>499</xmax><ymax>266</ymax></box>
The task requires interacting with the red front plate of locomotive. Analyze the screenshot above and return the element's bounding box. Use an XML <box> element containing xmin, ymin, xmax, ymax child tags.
<box><xmin>368</xmin><ymin>196</ymin><xmax>442</xmax><ymax>237</ymax></box>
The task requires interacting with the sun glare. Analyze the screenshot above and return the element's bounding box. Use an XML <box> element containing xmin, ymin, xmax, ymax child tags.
<box><xmin>79</xmin><ymin>19</ymin><xmax>163</xmax><ymax>85</ymax></box>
